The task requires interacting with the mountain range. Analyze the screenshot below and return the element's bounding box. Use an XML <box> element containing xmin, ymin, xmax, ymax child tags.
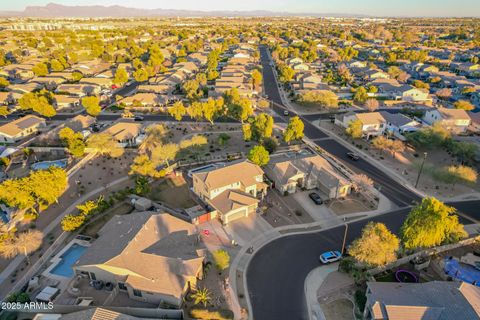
<box><xmin>0</xmin><ymin>3</ymin><xmax>369</xmax><ymax>18</ymax></box>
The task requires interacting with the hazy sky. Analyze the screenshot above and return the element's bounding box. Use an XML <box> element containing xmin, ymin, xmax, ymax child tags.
<box><xmin>2</xmin><ymin>0</ymin><xmax>480</xmax><ymax>17</ymax></box>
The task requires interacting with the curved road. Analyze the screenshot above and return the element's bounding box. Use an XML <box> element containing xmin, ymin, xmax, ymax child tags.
<box><xmin>246</xmin><ymin>46</ymin><xmax>480</xmax><ymax>320</ymax></box>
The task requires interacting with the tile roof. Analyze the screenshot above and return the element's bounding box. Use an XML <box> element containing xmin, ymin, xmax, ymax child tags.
<box><xmin>0</xmin><ymin>115</ymin><xmax>45</xmax><ymax>137</ymax></box>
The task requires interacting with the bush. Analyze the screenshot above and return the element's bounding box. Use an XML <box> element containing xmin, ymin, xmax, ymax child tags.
<box><xmin>61</xmin><ymin>214</ymin><xmax>86</xmax><ymax>232</ymax></box>
<box><xmin>189</xmin><ymin>308</ymin><xmax>234</xmax><ymax>320</ymax></box>
<box><xmin>354</xmin><ymin>290</ymin><xmax>367</xmax><ymax>312</ymax></box>
<box><xmin>212</xmin><ymin>249</ymin><xmax>230</xmax><ymax>271</ymax></box>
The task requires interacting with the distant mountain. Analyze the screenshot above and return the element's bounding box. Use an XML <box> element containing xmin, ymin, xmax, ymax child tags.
<box><xmin>0</xmin><ymin>3</ymin><xmax>369</xmax><ymax>18</ymax></box>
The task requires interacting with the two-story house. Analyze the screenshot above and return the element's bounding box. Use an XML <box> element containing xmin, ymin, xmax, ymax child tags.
<box><xmin>423</xmin><ymin>107</ymin><xmax>471</xmax><ymax>134</ymax></box>
<box><xmin>336</xmin><ymin>112</ymin><xmax>386</xmax><ymax>139</ymax></box>
<box><xmin>192</xmin><ymin>160</ymin><xmax>267</xmax><ymax>224</ymax></box>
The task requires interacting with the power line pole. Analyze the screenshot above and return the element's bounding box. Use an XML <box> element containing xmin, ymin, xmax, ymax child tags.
<box><xmin>415</xmin><ymin>152</ymin><xmax>428</xmax><ymax>188</ymax></box>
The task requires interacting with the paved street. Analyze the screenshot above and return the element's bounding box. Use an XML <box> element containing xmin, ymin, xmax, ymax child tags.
<box><xmin>247</xmin><ymin>45</ymin><xmax>480</xmax><ymax>320</ymax></box>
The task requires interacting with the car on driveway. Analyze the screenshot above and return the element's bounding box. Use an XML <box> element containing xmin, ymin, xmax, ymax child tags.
<box><xmin>319</xmin><ymin>251</ymin><xmax>342</xmax><ymax>264</ymax></box>
<box><xmin>308</xmin><ymin>192</ymin><xmax>323</xmax><ymax>205</ymax></box>
<box><xmin>347</xmin><ymin>152</ymin><xmax>360</xmax><ymax>161</ymax></box>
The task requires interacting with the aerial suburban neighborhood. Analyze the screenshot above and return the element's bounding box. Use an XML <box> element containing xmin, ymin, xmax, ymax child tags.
<box><xmin>0</xmin><ymin>1</ymin><xmax>479</xmax><ymax>320</ymax></box>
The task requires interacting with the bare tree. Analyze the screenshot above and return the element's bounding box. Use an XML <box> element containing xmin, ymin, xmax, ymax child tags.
<box><xmin>365</xmin><ymin>99</ymin><xmax>379</xmax><ymax>112</ymax></box>
<box><xmin>352</xmin><ymin>174</ymin><xmax>374</xmax><ymax>193</ymax></box>
<box><xmin>0</xmin><ymin>230</ymin><xmax>43</xmax><ymax>264</ymax></box>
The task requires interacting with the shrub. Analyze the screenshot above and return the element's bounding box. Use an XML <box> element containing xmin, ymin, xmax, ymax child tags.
<box><xmin>212</xmin><ymin>249</ymin><xmax>230</xmax><ymax>271</ymax></box>
<box><xmin>189</xmin><ymin>308</ymin><xmax>234</xmax><ymax>320</ymax></box>
<box><xmin>355</xmin><ymin>290</ymin><xmax>367</xmax><ymax>312</ymax></box>
<box><xmin>61</xmin><ymin>214</ymin><xmax>86</xmax><ymax>232</ymax></box>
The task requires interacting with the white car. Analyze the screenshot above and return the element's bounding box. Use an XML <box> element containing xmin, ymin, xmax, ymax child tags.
<box><xmin>283</xmin><ymin>110</ymin><xmax>290</xmax><ymax>116</ymax></box>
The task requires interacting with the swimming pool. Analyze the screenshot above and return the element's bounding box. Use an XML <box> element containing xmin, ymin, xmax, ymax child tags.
<box><xmin>50</xmin><ymin>243</ymin><xmax>87</xmax><ymax>278</ymax></box>
<box><xmin>31</xmin><ymin>159</ymin><xmax>68</xmax><ymax>171</ymax></box>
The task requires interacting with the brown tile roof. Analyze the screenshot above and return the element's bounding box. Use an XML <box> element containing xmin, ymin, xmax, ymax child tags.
<box><xmin>103</xmin><ymin>122</ymin><xmax>141</xmax><ymax>141</ymax></box>
<box><xmin>437</xmin><ymin>107</ymin><xmax>471</xmax><ymax>121</ymax></box>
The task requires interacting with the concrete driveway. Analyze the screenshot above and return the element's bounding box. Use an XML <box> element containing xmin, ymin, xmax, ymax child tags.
<box><xmin>223</xmin><ymin>214</ymin><xmax>278</xmax><ymax>247</ymax></box>
<box><xmin>292</xmin><ymin>191</ymin><xmax>341</xmax><ymax>227</ymax></box>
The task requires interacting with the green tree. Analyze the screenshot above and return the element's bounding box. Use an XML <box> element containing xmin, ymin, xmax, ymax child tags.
<box><xmin>59</xmin><ymin>127</ymin><xmax>85</xmax><ymax>158</ymax></box>
<box><xmin>346</xmin><ymin>119</ymin><xmax>363</xmax><ymax>139</ymax></box>
<box><xmin>50</xmin><ymin>59</ymin><xmax>64</xmax><ymax>72</ymax></box>
<box><xmin>19</xmin><ymin>91</ymin><xmax>56</xmax><ymax>117</ymax></box>
<box><xmin>0</xmin><ymin>106</ymin><xmax>9</xmax><ymax>118</ymax></box>
<box><xmin>252</xmin><ymin>113</ymin><xmax>274</xmax><ymax>140</ymax></box>
<box><xmin>76</xmin><ymin>200</ymin><xmax>98</xmax><ymax>216</ymax></box>
<box><xmin>283</xmin><ymin>116</ymin><xmax>304</xmax><ymax>143</ymax></box>
<box><xmin>72</xmin><ymin>71</ymin><xmax>83</xmax><ymax>82</ymax></box>
<box><xmin>32</xmin><ymin>62</ymin><xmax>48</xmax><ymax>76</ymax></box>
<box><xmin>0</xmin><ymin>77</ymin><xmax>10</xmax><ymax>88</ymax></box>
<box><xmin>129</xmin><ymin>155</ymin><xmax>165</xmax><ymax>178</ymax></box>
<box><xmin>401</xmin><ymin>197</ymin><xmax>467</xmax><ymax>250</ymax></box>
<box><xmin>454</xmin><ymin>100</ymin><xmax>475</xmax><ymax>111</ymax></box>
<box><xmin>61</xmin><ymin>214</ymin><xmax>86</xmax><ymax>232</ymax></box>
<box><xmin>353</xmin><ymin>87</ymin><xmax>368</xmax><ymax>104</ymax></box>
<box><xmin>133</xmin><ymin>68</ymin><xmax>149</xmax><ymax>82</ymax></box>
<box><xmin>168</xmin><ymin>100</ymin><xmax>186</xmax><ymax>121</ymax></box>
<box><xmin>242</xmin><ymin>123</ymin><xmax>252</xmax><ymax>141</ymax></box>
<box><xmin>251</xmin><ymin>69</ymin><xmax>263</xmax><ymax>90</ymax></box>
<box><xmin>113</xmin><ymin>67</ymin><xmax>129</xmax><ymax>86</ymax></box>
<box><xmin>212</xmin><ymin>249</ymin><xmax>230</xmax><ymax>271</ymax></box>
<box><xmin>81</xmin><ymin>96</ymin><xmax>101</xmax><ymax>116</ymax></box>
<box><xmin>278</xmin><ymin>64</ymin><xmax>295</xmax><ymax>83</ymax></box>
<box><xmin>151</xmin><ymin>143</ymin><xmax>179</xmax><ymax>167</ymax></box>
<box><xmin>248</xmin><ymin>145</ymin><xmax>270</xmax><ymax>167</ymax></box>
<box><xmin>87</xmin><ymin>133</ymin><xmax>124</xmax><ymax>158</ymax></box>
<box><xmin>297</xmin><ymin>90</ymin><xmax>338</xmax><ymax>108</ymax></box>
<box><xmin>348</xmin><ymin>222</ymin><xmax>399</xmax><ymax>267</ymax></box>
<box><xmin>183</xmin><ymin>80</ymin><xmax>201</xmax><ymax>101</ymax></box>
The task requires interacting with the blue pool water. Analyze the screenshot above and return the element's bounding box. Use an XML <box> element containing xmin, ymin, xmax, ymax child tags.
<box><xmin>31</xmin><ymin>159</ymin><xmax>68</xmax><ymax>171</ymax></box>
<box><xmin>50</xmin><ymin>243</ymin><xmax>87</xmax><ymax>278</ymax></box>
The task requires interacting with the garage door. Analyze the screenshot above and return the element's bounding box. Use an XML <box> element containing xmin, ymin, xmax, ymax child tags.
<box><xmin>224</xmin><ymin>209</ymin><xmax>247</xmax><ymax>224</ymax></box>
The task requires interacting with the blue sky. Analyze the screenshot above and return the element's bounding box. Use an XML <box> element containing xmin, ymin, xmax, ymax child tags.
<box><xmin>2</xmin><ymin>0</ymin><xmax>479</xmax><ymax>17</ymax></box>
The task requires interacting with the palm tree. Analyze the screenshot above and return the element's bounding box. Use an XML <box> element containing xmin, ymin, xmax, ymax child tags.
<box><xmin>191</xmin><ymin>287</ymin><xmax>211</xmax><ymax>307</ymax></box>
<box><xmin>0</xmin><ymin>230</ymin><xmax>43</xmax><ymax>264</ymax></box>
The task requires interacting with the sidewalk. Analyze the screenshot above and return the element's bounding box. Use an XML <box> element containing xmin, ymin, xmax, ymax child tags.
<box><xmin>304</xmin><ymin>263</ymin><xmax>340</xmax><ymax>320</ymax></box>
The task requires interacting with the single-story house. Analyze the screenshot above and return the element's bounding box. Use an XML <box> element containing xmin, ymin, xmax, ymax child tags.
<box><xmin>364</xmin><ymin>281</ymin><xmax>480</xmax><ymax>320</ymax></box>
<box><xmin>336</xmin><ymin>112</ymin><xmax>386</xmax><ymax>139</ymax></box>
<box><xmin>74</xmin><ymin>212</ymin><xmax>205</xmax><ymax>308</ymax></box>
<box><xmin>0</xmin><ymin>115</ymin><xmax>46</xmax><ymax>144</ymax></box>
<box><xmin>102</xmin><ymin>121</ymin><xmax>143</xmax><ymax>147</ymax></box>
<box><xmin>380</xmin><ymin>111</ymin><xmax>422</xmax><ymax>140</ymax></box>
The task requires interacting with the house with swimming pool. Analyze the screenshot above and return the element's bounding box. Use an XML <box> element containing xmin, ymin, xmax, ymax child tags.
<box><xmin>72</xmin><ymin>211</ymin><xmax>206</xmax><ymax>308</ymax></box>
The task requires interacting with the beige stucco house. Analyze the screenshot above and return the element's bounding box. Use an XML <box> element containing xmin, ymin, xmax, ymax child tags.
<box><xmin>268</xmin><ymin>155</ymin><xmax>351</xmax><ymax>199</ymax></box>
<box><xmin>192</xmin><ymin>160</ymin><xmax>267</xmax><ymax>224</ymax></box>
<box><xmin>0</xmin><ymin>115</ymin><xmax>46</xmax><ymax>144</ymax></box>
<box><xmin>73</xmin><ymin>212</ymin><xmax>205</xmax><ymax>308</ymax></box>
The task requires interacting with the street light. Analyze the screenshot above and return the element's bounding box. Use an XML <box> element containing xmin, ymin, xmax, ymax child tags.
<box><xmin>341</xmin><ymin>223</ymin><xmax>349</xmax><ymax>255</ymax></box>
<box><xmin>414</xmin><ymin>152</ymin><xmax>428</xmax><ymax>188</ymax></box>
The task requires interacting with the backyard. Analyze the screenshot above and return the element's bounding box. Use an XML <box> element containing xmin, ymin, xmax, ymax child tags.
<box><xmin>148</xmin><ymin>175</ymin><xmax>197</xmax><ymax>209</ymax></box>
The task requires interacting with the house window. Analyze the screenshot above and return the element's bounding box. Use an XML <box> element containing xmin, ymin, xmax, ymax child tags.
<box><xmin>89</xmin><ymin>272</ymin><xmax>96</xmax><ymax>280</ymax></box>
<box><xmin>118</xmin><ymin>282</ymin><xmax>127</xmax><ymax>290</ymax></box>
<box><xmin>133</xmin><ymin>289</ymin><xmax>142</xmax><ymax>297</ymax></box>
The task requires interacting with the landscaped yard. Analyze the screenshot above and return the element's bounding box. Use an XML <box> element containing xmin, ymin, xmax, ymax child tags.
<box><xmin>149</xmin><ymin>175</ymin><xmax>197</xmax><ymax>209</ymax></box>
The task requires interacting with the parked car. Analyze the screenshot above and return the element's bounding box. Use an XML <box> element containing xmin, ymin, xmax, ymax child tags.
<box><xmin>134</xmin><ymin>116</ymin><xmax>144</xmax><ymax>121</ymax></box>
<box><xmin>319</xmin><ymin>251</ymin><xmax>342</xmax><ymax>264</ymax></box>
<box><xmin>347</xmin><ymin>152</ymin><xmax>360</xmax><ymax>161</ymax></box>
<box><xmin>283</xmin><ymin>110</ymin><xmax>290</xmax><ymax>116</ymax></box>
<box><xmin>308</xmin><ymin>192</ymin><xmax>323</xmax><ymax>205</ymax></box>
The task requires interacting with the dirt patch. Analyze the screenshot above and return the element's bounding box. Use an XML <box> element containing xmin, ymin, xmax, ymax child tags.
<box><xmin>149</xmin><ymin>175</ymin><xmax>197</xmax><ymax>208</ymax></box>
<box><xmin>81</xmin><ymin>202</ymin><xmax>134</xmax><ymax>238</ymax></box>
<box><xmin>328</xmin><ymin>194</ymin><xmax>375</xmax><ymax>215</ymax></box>
<box><xmin>320</xmin><ymin>299</ymin><xmax>354</xmax><ymax>320</ymax></box>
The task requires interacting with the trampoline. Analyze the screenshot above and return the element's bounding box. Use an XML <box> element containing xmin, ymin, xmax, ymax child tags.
<box><xmin>395</xmin><ymin>269</ymin><xmax>419</xmax><ymax>283</ymax></box>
